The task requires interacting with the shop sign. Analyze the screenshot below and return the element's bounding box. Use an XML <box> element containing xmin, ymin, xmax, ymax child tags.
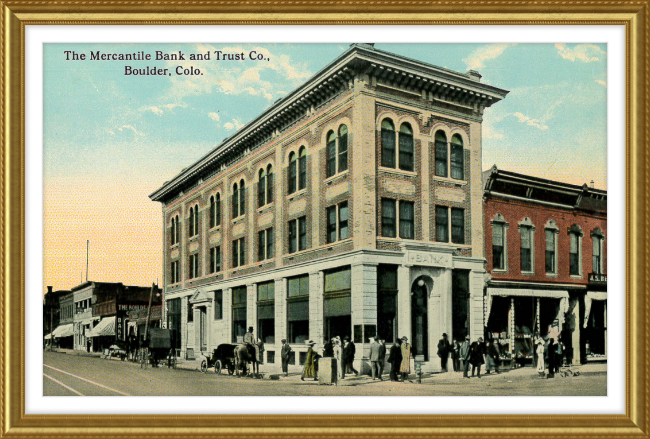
<box><xmin>117</xmin><ymin>304</ymin><xmax>148</xmax><ymax>312</ymax></box>
<box><xmin>116</xmin><ymin>316</ymin><xmax>123</xmax><ymax>340</ymax></box>
<box><xmin>406</xmin><ymin>250</ymin><xmax>452</xmax><ymax>268</ymax></box>
<box><xmin>588</xmin><ymin>273</ymin><xmax>607</xmax><ymax>285</ymax></box>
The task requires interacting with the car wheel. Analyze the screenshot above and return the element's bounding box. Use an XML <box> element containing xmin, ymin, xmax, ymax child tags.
<box><xmin>215</xmin><ymin>360</ymin><xmax>223</xmax><ymax>375</ymax></box>
<box><xmin>200</xmin><ymin>360</ymin><xmax>207</xmax><ymax>373</ymax></box>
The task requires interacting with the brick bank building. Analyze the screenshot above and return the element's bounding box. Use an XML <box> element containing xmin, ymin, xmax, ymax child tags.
<box><xmin>150</xmin><ymin>44</ymin><xmax>508</xmax><ymax>373</ymax></box>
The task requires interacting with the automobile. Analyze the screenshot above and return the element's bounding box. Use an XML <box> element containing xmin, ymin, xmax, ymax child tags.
<box><xmin>107</xmin><ymin>344</ymin><xmax>127</xmax><ymax>361</ymax></box>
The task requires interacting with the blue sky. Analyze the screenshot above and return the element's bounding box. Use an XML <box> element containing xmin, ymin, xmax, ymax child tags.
<box><xmin>43</xmin><ymin>43</ymin><xmax>607</xmax><ymax>290</ymax></box>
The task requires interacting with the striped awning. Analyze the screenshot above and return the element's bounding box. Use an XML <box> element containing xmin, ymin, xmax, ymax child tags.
<box><xmin>52</xmin><ymin>323</ymin><xmax>74</xmax><ymax>338</ymax></box>
<box><xmin>89</xmin><ymin>316</ymin><xmax>116</xmax><ymax>337</ymax></box>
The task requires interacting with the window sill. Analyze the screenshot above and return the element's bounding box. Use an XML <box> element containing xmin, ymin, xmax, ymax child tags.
<box><xmin>188</xmin><ymin>235</ymin><xmax>199</xmax><ymax>242</ymax></box>
<box><xmin>257</xmin><ymin>203</ymin><xmax>275</xmax><ymax>214</ymax></box>
<box><xmin>287</xmin><ymin>189</ymin><xmax>307</xmax><ymax>201</ymax></box>
<box><xmin>492</xmin><ymin>269</ymin><xmax>509</xmax><ymax>274</ymax></box>
<box><xmin>170</xmin><ymin>243</ymin><xmax>180</xmax><ymax>250</ymax></box>
<box><xmin>432</xmin><ymin>176</ymin><xmax>468</xmax><ymax>186</ymax></box>
<box><xmin>545</xmin><ymin>273</ymin><xmax>559</xmax><ymax>278</ymax></box>
<box><xmin>570</xmin><ymin>275</ymin><xmax>584</xmax><ymax>280</ymax></box>
<box><xmin>378</xmin><ymin>167</ymin><xmax>417</xmax><ymax>178</ymax></box>
<box><xmin>231</xmin><ymin>216</ymin><xmax>247</xmax><ymax>225</ymax></box>
<box><xmin>209</xmin><ymin>225</ymin><xmax>222</xmax><ymax>233</ymax></box>
<box><xmin>324</xmin><ymin>170</ymin><xmax>350</xmax><ymax>185</ymax></box>
<box><xmin>520</xmin><ymin>271</ymin><xmax>535</xmax><ymax>276</ymax></box>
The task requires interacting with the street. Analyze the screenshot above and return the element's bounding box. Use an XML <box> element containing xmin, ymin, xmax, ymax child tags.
<box><xmin>43</xmin><ymin>351</ymin><xmax>607</xmax><ymax>397</ymax></box>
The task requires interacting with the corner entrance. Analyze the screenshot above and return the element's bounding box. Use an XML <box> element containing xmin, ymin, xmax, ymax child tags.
<box><xmin>411</xmin><ymin>279</ymin><xmax>429</xmax><ymax>361</ymax></box>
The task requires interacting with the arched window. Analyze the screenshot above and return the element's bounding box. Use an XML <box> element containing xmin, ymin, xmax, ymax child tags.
<box><xmin>434</xmin><ymin>130</ymin><xmax>448</xmax><ymax>177</ymax></box>
<box><xmin>381</xmin><ymin>119</ymin><xmax>396</xmax><ymax>168</ymax></box>
<box><xmin>175</xmin><ymin>214</ymin><xmax>180</xmax><ymax>244</ymax></box>
<box><xmin>189</xmin><ymin>206</ymin><xmax>195</xmax><ymax>237</ymax></box>
<box><xmin>450</xmin><ymin>134</ymin><xmax>464</xmax><ymax>180</ymax></box>
<box><xmin>298</xmin><ymin>147</ymin><xmax>307</xmax><ymax>190</ymax></box>
<box><xmin>338</xmin><ymin>125</ymin><xmax>348</xmax><ymax>173</ymax></box>
<box><xmin>266</xmin><ymin>164</ymin><xmax>274</xmax><ymax>203</ymax></box>
<box><xmin>239</xmin><ymin>179</ymin><xmax>246</xmax><ymax>215</ymax></box>
<box><xmin>170</xmin><ymin>216</ymin><xmax>177</xmax><ymax>245</ymax></box>
<box><xmin>258</xmin><ymin>168</ymin><xmax>266</xmax><ymax>208</ymax></box>
<box><xmin>288</xmin><ymin>152</ymin><xmax>297</xmax><ymax>194</ymax></box>
<box><xmin>232</xmin><ymin>183</ymin><xmax>239</xmax><ymax>218</ymax></box>
<box><xmin>591</xmin><ymin>228</ymin><xmax>605</xmax><ymax>275</ymax></box>
<box><xmin>398</xmin><ymin>122</ymin><xmax>413</xmax><ymax>171</ymax></box>
<box><xmin>215</xmin><ymin>193</ymin><xmax>221</xmax><ymax>226</ymax></box>
<box><xmin>326</xmin><ymin>130</ymin><xmax>337</xmax><ymax>178</ymax></box>
<box><xmin>209</xmin><ymin>196</ymin><xmax>216</xmax><ymax>228</ymax></box>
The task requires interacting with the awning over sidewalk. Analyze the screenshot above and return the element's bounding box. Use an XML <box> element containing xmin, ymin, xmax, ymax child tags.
<box><xmin>52</xmin><ymin>323</ymin><xmax>74</xmax><ymax>338</ymax></box>
<box><xmin>88</xmin><ymin>316</ymin><xmax>115</xmax><ymax>337</ymax></box>
<box><xmin>44</xmin><ymin>333</ymin><xmax>52</xmax><ymax>340</ymax></box>
<box><xmin>584</xmin><ymin>291</ymin><xmax>607</xmax><ymax>328</ymax></box>
<box><xmin>485</xmin><ymin>288</ymin><xmax>569</xmax><ymax>325</ymax></box>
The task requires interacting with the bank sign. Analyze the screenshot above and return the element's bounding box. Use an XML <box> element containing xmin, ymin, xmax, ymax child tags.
<box><xmin>406</xmin><ymin>250</ymin><xmax>452</xmax><ymax>268</ymax></box>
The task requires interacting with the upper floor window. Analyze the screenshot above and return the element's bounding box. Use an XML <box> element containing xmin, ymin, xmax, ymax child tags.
<box><xmin>434</xmin><ymin>131</ymin><xmax>448</xmax><ymax>178</ymax></box>
<box><xmin>288</xmin><ymin>152</ymin><xmax>297</xmax><ymax>194</ymax></box>
<box><xmin>568</xmin><ymin>224</ymin><xmax>583</xmax><ymax>277</ymax></box>
<box><xmin>232</xmin><ymin>237</ymin><xmax>246</xmax><ymax>268</ymax></box>
<box><xmin>188</xmin><ymin>253</ymin><xmax>199</xmax><ymax>279</ymax></box>
<box><xmin>381</xmin><ymin>119</ymin><xmax>396</xmax><ymax>168</ymax></box>
<box><xmin>326</xmin><ymin>125</ymin><xmax>349</xmax><ymax>178</ymax></box>
<box><xmin>288</xmin><ymin>216</ymin><xmax>307</xmax><ymax>253</ymax></box>
<box><xmin>591</xmin><ymin>228</ymin><xmax>605</xmax><ymax>275</ymax></box>
<box><xmin>435</xmin><ymin>206</ymin><xmax>449</xmax><ymax>242</ymax></box>
<box><xmin>492</xmin><ymin>222</ymin><xmax>506</xmax><ymax>270</ymax></box>
<box><xmin>258</xmin><ymin>168</ymin><xmax>267</xmax><ymax>208</ymax></box>
<box><xmin>170</xmin><ymin>215</ymin><xmax>180</xmax><ymax>245</ymax></box>
<box><xmin>381</xmin><ymin>198</ymin><xmax>397</xmax><ymax>238</ymax></box>
<box><xmin>170</xmin><ymin>260</ymin><xmax>180</xmax><ymax>284</ymax></box>
<box><xmin>232</xmin><ymin>179</ymin><xmax>246</xmax><ymax>218</ymax></box>
<box><xmin>266</xmin><ymin>164</ymin><xmax>274</xmax><ymax>203</ymax></box>
<box><xmin>209</xmin><ymin>194</ymin><xmax>221</xmax><ymax>228</ymax></box>
<box><xmin>258</xmin><ymin>227</ymin><xmax>274</xmax><ymax>261</ymax></box>
<box><xmin>451</xmin><ymin>208</ymin><xmax>465</xmax><ymax>244</ymax></box>
<box><xmin>188</xmin><ymin>205</ymin><xmax>199</xmax><ymax>237</ymax></box>
<box><xmin>209</xmin><ymin>246</ymin><xmax>221</xmax><ymax>274</ymax></box>
<box><xmin>399</xmin><ymin>201</ymin><xmax>414</xmax><ymax>240</ymax></box>
<box><xmin>450</xmin><ymin>134</ymin><xmax>464</xmax><ymax>180</ymax></box>
<box><xmin>289</xmin><ymin>148</ymin><xmax>307</xmax><ymax>195</ymax></box>
<box><xmin>545</xmin><ymin>220</ymin><xmax>559</xmax><ymax>275</ymax></box>
<box><xmin>326</xmin><ymin>201</ymin><xmax>349</xmax><ymax>244</ymax></box>
<box><xmin>520</xmin><ymin>226</ymin><xmax>533</xmax><ymax>273</ymax></box>
<box><xmin>398</xmin><ymin>123</ymin><xmax>414</xmax><ymax>171</ymax></box>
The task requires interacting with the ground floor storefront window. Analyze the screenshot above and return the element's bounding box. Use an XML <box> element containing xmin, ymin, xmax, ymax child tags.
<box><xmin>323</xmin><ymin>267</ymin><xmax>351</xmax><ymax>342</ymax></box>
<box><xmin>287</xmin><ymin>275</ymin><xmax>309</xmax><ymax>344</ymax></box>
<box><xmin>232</xmin><ymin>287</ymin><xmax>247</xmax><ymax>343</ymax></box>
<box><xmin>166</xmin><ymin>298</ymin><xmax>182</xmax><ymax>350</ymax></box>
<box><xmin>585</xmin><ymin>297</ymin><xmax>606</xmax><ymax>360</ymax></box>
<box><xmin>378</xmin><ymin>265</ymin><xmax>398</xmax><ymax>343</ymax></box>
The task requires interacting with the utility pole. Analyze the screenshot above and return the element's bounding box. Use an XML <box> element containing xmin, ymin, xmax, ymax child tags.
<box><xmin>141</xmin><ymin>283</ymin><xmax>156</xmax><ymax>368</ymax></box>
<box><xmin>50</xmin><ymin>306</ymin><xmax>53</xmax><ymax>352</ymax></box>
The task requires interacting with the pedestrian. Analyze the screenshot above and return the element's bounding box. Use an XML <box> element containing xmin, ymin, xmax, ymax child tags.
<box><xmin>400</xmin><ymin>336</ymin><xmax>411</xmax><ymax>382</ymax></box>
<box><xmin>452</xmin><ymin>339</ymin><xmax>460</xmax><ymax>372</ymax></box>
<box><xmin>301</xmin><ymin>340</ymin><xmax>317</xmax><ymax>381</ymax></box>
<box><xmin>387</xmin><ymin>339</ymin><xmax>403</xmax><ymax>381</ymax></box>
<box><xmin>342</xmin><ymin>336</ymin><xmax>358</xmax><ymax>378</ymax></box>
<box><xmin>369</xmin><ymin>337</ymin><xmax>382</xmax><ymax>380</ymax></box>
<box><xmin>322</xmin><ymin>337</ymin><xmax>334</xmax><ymax>358</ymax></box>
<box><xmin>485</xmin><ymin>339</ymin><xmax>500</xmax><ymax>374</ymax></box>
<box><xmin>378</xmin><ymin>338</ymin><xmax>387</xmax><ymax>379</ymax></box>
<box><xmin>556</xmin><ymin>337</ymin><xmax>565</xmax><ymax>372</ymax></box>
<box><xmin>257</xmin><ymin>338</ymin><xmax>265</xmax><ymax>365</ymax></box>
<box><xmin>280</xmin><ymin>338</ymin><xmax>292</xmax><ymax>376</ymax></box>
<box><xmin>547</xmin><ymin>338</ymin><xmax>556</xmax><ymax>378</ymax></box>
<box><xmin>437</xmin><ymin>333</ymin><xmax>451</xmax><ymax>372</ymax></box>
<box><xmin>460</xmin><ymin>335</ymin><xmax>471</xmax><ymax>378</ymax></box>
<box><xmin>469</xmin><ymin>337</ymin><xmax>486</xmax><ymax>378</ymax></box>
<box><xmin>536</xmin><ymin>338</ymin><xmax>546</xmax><ymax>378</ymax></box>
<box><xmin>333</xmin><ymin>337</ymin><xmax>343</xmax><ymax>380</ymax></box>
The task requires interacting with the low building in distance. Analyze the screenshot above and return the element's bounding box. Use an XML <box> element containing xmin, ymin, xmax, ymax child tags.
<box><xmin>483</xmin><ymin>166</ymin><xmax>607</xmax><ymax>366</ymax></box>
<box><xmin>150</xmin><ymin>43</ymin><xmax>509</xmax><ymax>373</ymax></box>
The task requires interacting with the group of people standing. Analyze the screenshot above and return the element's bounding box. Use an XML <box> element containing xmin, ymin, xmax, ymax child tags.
<box><xmin>292</xmin><ymin>335</ymin><xmax>360</xmax><ymax>381</ymax></box>
<box><xmin>536</xmin><ymin>335</ymin><xmax>566</xmax><ymax>378</ymax></box>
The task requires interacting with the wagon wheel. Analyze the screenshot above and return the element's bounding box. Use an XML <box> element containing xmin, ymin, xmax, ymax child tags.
<box><xmin>227</xmin><ymin>362</ymin><xmax>235</xmax><ymax>375</ymax></box>
<box><xmin>214</xmin><ymin>360</ymin><xmax>223</xmax><ymax>375</ymax></box>
<box><xmin>200</xmin><ymin>359</ymin><xmax>208</xmax><ymax>373</ymax></box>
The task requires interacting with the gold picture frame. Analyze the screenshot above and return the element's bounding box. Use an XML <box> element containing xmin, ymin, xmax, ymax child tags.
<box><xmin>2</xmin><ymin>2</ymin><xmax>644</xmax><ymax>437</ymax></box>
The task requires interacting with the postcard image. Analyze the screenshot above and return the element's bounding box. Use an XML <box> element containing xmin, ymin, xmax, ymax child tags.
<box><xmin>42</xmin><ymin>42</ymin><xmax>607</xmax><ymax>397</ymax></box>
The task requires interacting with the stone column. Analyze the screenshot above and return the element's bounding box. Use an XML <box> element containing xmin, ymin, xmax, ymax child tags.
<box><xmin>351</xmin><ymin>263</ymin><xmax>378</xmax><ymax>375</ymax></box>
<box><xmin>469</xmin><ymin>269</ymin><xmax>485</xmax><ymax>341</ymax></box>
<box><xmin>193</xmin><ymin>306</ymin><xmax>201</xmax><ymax>353</ymax></box>
<box><xmin>570</xmin><ymin>296</ymin><xmax>581</xmax><ymax>365</ymax></box>
<box><xmin>180</xmin><ymin>297</ymin><xmax>188</xmax><ymax>354</ymax></box>
<box><xmin>308</xmin><ymin>271</ymin><xmax>323</xmax><ymax>344</ymax></box>
<box><xmin>247</xmin><ymin>283</ymin><xmax>256</xmax><ymax>336</ymax></box>
<box><xmin>428</xmin><ymin>269</ymin><xmax>448</xmax><ymax>371</ymax></box>
<box><xmin>223</xmin><ymin>287</ymin><xmax>232</xmax><ymax>344</ymax></box>
<box><xmin>275</xmin><ymin>277</ymin><xmax>287</xmax><ymax>356</ymax></box>
<box><xmin>397</xmin><ymin>265</ymin><xmax>412</xmax><ymax>344</ymax></box>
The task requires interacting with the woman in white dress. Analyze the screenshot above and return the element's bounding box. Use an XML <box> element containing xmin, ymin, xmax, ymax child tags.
<box><xmin>536</xmin><ymin>338</ymin><xmax>546</xmax><ymax>378</ymax></box>
<box><xmin>333</xmin><ymin>337</ymin><xmax>343</xmax><ymax>380</ymax></box>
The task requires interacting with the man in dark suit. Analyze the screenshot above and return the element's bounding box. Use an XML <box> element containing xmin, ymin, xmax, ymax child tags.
<box><xmin>280</xmin><ymin>338</ymin><xmax>292</xmax><ymax>377</ymax></box>
<box><xmin>369</xmin><ymin>337</ymin><xmax>381</xmax><ymax>380</ymax></box>
<box><xmin>378</xmin><ymin>339</ymin><xmax>387</xmax><ymax>379</ymax></box>
<box><xmin>387</xmin><ymin>339</ymin><xmax>403</xmax><ymax>382</ymax></box>
<box><xmin>437</xmin><ymin>333</ymin><xmax>451</xmax><ymax>372</ymax></box>
<box><xmin>342</xmin><ymin>336</ymin><xmax>358</xmax><ymax>378</ymax></box>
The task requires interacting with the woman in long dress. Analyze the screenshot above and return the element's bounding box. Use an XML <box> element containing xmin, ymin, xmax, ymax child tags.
<box><xmin>333</xmin><ymin>337</ymin><xmax>343</xmax><ymax>380</ymax></box>
<box><xmin>536</xmin><ymin>338</ymin><xmax>546</xmax><ymax>378</ymax></box>
<box><xmin>399</xmin><ymin>336</ymin><xmax>411</xmax><ymax>382</ymax></box>
<box><xmin>301</xmin><ymin>341</ymin><xmax>317</xmax><ymax>381</ymax></box>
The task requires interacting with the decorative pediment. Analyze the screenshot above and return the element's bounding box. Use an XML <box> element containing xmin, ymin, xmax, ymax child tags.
<box><xmin>189</xmin><ymin>289</ymin><xmax>212</xmax><ymax>304</ymax></box>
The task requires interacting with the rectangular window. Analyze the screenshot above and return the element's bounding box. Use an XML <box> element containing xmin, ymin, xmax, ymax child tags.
<box><xmin>593</xmin><ymin>237</ymin><xmax>602</xmax><ymax>274</ymax></box>
<box><xmin>187</xmin><ymin>297</ymin><xmax>193</xmax><ymax>322</ymax></box>
<box><xmin>492</xmin><ymin>224</ymin><xmax>505</xmax><ymax>270</ymax></box>
<box><xmin>287</xmin><ymin>275</ymin><xmax>309</xmax><ymax>344</ymax></box>
<box><xmin>520</xmin><ymin>227</ymin><xmax>532</xmax><ymax>272</ymax></box>
<box><xmin>451</xmin><ymin>208</ymin><xmax>465</xmax><ymax>244</ymax></box>
<box><xmin>258</xmin><ymin>176</ymin><xmax>266</xmax><ymax>208</ymax></box>
<box><xmin>450</xmin><ymin>144</ymin><xmax>464</xmax><ymax>180</ymax></box>
<box><xmin>232</xmin><ymin>287</ymin><xmax>247</xmax><ymax>343</ymax></box>
<box><xmin>266</xmin><ymin>228</ymin><xmax>274</xmax><ymax>259</ymax></box>
<box><xmin>326</xmin><ymin>206</ymin><xmax>337</xmax><ymax>244</ymax></box>
<box><xmin>326</xmin><ymin>141</ymin><xmax>337</xmax><ymax>178</ymax></box>
<box><xmin>338</xmin><ymin>134</ymin><xmax>348</xmax><ymax>173</ymax></box>
<box><xmin>257</xmin><ymin>281</ymin><xmax>275</xmax><ymax>344</ymax></box>
<box><xmin>298</xmin><ymin>216</ymin><xmax>307</xmax><ymax>251</ymax></box>
<box><xmin>209</xmin><ymin>246</ymin><xmax>221</xmax><ymax>274</ymax></box>
<box><xmin>288</xmin><ymin>219</ymin><xmax>298</xmax><ymax>253</ymax></box>
<box><xmin>298</xmin><ymin>155</ymin><xmax>307</xmax><ymax>190</ymax></box>
<box><xmin>339</xmin><ymin>202</ymin><xmax>349</xmax><ymax>240</ymax></box>
<box><xmin>435</xmin><ymin>206</ymin><xmax>449</xmax><ymax>242</ymax></box>
<box><xmin>381</xmin><ymin>198</ymin><xmax>397</xmax><ymax>238</ymax></box>
<box><xmin>377</xmin><ymin>264</ymin><xmax>398</xmax><ymax>343</ymax></box>
<box><xmin>214</xmin><ymin>290</ymin><xmax>223</xmax><ymax>320</ymax></box>
<box><xmin>570</xmin><ymin>233</ymin><xmax>580</xmax><ymax>275</ymax></box>
<box><xmin>258</xmin><ymin>230</ymin><xmax>266</xmax><ymax>262</ymax></box>
<box><xmin>399</xmin><ymin>201</ymin><xmax>414</xmax><ymax>239</ymax></box>
<box><xmin>267</xmin><ymin>172</ymin><xmax>274</xmax><ymax>203</ymax></box>
<box><xmin>435</xmin><ymin>141</ymin><xmax>448</xmax><ymax>177</ymax></box>
<box><xmin>398</xmin><ymin>133</ymin><xmax>414</xmax><ymax>171</ymax></box>
<box><xmin>287</xmin><ymin>275</ymin><xmax>309</xmax><ymax>298</ymax></box>
<box><xmin>232</xmin><ymin>238</ymin><xmax>245</xmax><ymax>268</ymax></box>
<box><xmin>545</xmin><ymin>230</ymin><xmax>556</xmax><ymax>274</ymax></box>
<box><xmin>170</xmin><ymin>260</ymin><xmax>180</xmax><ymax>284</ymax></box>
<box><xmin>188</xmin><ymin>254</ymin><xmax>199</xmax><ymax>279</ymax></box>
<box><xmin>381</xmin><ymin>129</ymin><xmax>396</xmax><ymax>168</ymax></box>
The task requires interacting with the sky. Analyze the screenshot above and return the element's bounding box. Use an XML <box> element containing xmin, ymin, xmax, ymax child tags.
<box><xmin>43</xmin><ymin>42</ymin><xmax>608</xmax><ymax>292</ymax></box>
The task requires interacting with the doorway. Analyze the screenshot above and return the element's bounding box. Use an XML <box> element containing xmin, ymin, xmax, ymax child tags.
<box><xmin>199</xmin><ymin>307</ymin><xmax>207</xmax><ymax>352</ymax></box>
<box><xmin>411</xmin><ymin>279</ymin><xmax>429</xmax><ymax>360</ymax></box>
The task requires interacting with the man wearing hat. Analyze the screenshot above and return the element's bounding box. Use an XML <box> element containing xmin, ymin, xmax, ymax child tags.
<box><xmin>437</xmin><ymin>333</ymin><xmax>451</xmax><ymax>372</ymax></box>
<box><xmin>342</xmin><ymin>336</ymin><xmax>358</xmax><ymax>379</ymax></box>
<box><xmin>399</xmin><ymin>336</ymin><xmax>411</xmax><ymax>382</ymax></box>
<box><xmin>369</xmin><ymin>336</ymin><xmax>382</xmax><ymax>380</ymax></box>
<box><xmin>280</xmin><ymin>338</ymin><xmax>292</xmax><ymax>377</ymax></box>
<box><xmin>243</xmin><ymin>326</ymin><xmax>257</xmax><ymax>363</ymax></box>
<box><xmin>301</xmin><ymin>340</ymin><xmax>317</xmax><ymax>381</ymax></box>
<box><xmin>460</xmin><ymin>335</ymin><xmax>471</xmax><ymax>378</ymax></box>
<box><xmin>469</xmin><ymin>337</ymin><xmax>486</xmax><ymax>378</ymax></box>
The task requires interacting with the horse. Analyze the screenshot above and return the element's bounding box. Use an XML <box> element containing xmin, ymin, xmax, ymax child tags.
<box><xmin>233</xmin><ymin>344</ymin><xmax>259</xmax><ymax>377</ymax></box>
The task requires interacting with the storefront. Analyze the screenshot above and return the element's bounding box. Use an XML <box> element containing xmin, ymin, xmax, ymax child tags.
<box><xmin>50</xmin><ymin>323</ymin><xmax>74</xmax><ymax>349</ymax></box>
<box><xmin>584</xmin><ymin>291</ymin><xmax>607</xmax><ymax>361</ymax></box>
<box><xmin>485</xmin><ymin>288</ymin><xmax>569</xmax><ymax>366</ymax></box>
<box><xmin>88</xmin><ymin>316</ymin><xmax>116</xmax><ymax>353</ymax></box>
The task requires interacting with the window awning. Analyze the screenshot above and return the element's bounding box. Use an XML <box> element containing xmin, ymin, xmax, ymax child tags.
<box><xmin>89</xmin><ymin>316</ymin><xmax>116</xmax><ymax>337</ymax></box>
<box><xmin>485</xmin><ymin>288</ymin><xmax>569</xmax><ymax>325</ymax></box>
<box><xmin>44</xmin><ymin>333</ymin><xmax>52</xmax><ymax>340</ymax></box>
<box><xmin>52</xmin><ymin>323</ymin><xmax>74</xmax><ymax>338</ymax></box>
<box><xmin>584</xmin><ymin>291</ymin><xmax>607</xmax><ymax>328</ymax></box>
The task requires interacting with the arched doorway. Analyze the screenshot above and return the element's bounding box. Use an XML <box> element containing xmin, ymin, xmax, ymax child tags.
<box><xmin>411</xmin><ymin>278</ymin><xmax>429</xmax><ymax>361</ymax></box>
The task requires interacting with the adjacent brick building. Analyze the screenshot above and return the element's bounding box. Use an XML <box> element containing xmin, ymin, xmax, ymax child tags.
<box><xmin>150</xmin><ymin>44</ymin><xmax>508</xmax><ymax>373</ymax></box>
<box><xmin>483</xmin><ymin>166</ymin><xmax>607</xmax><ymax>365</ymax></box>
